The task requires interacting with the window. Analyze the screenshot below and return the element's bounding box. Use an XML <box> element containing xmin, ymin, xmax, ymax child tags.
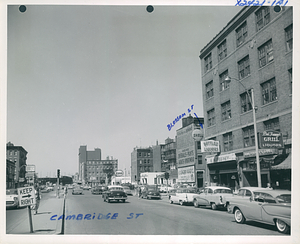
<box><xmin>198</xmin><ymin>155</ymin><xmax>202</xmax><ymax>164</ymax></box>
<box><xmin>206</xmin><ymin>81</ymin><xmax>214</xmax><ymax>99</ymax></box>
<box><xmin>207</xmin><ymin>108</ymin><xmax>215</xmax><ymax>127</ymax></box>
<box><xmin>240</xmin><ymin>90</ymin><xmax>252</xmax><ymax>113</ymax></box>
<box><xmin>219</xmin><ymin>70</ymin><xmax>229</xmax><ymax>91</ymax></box>
<box><xmin>285</xmin><ymin>25</ymin><xmax>293</xmax><ymax>51</ymax></box>
<box><xmin>221</xmin><ymin>101</ymin><xmax>231</xmax><ymax>121</ymax></box>
<box><xmin>197</xmin><ymin>141</ymin><xmax>201</xmax><ymax>150</ymax></box>
<box><xmin>204</xmin><ymin>53</ymin><xmax>212</xmax><ymax>72</ymax></box>
<box><xmin>236</xmin><ymin>22</ymin><xmax>248</xmax><ymax>47</ymax></box>
<box><xmin>288</xmin><ymin>69</ymin><xmax>292</xmax><ymax>94</ymax></box>
<box><xmin>258</xmin><ymin>40</ymin><xmax>273</xmax><ymax>68</ymax></box>
<box><xmin>264</xmin><ymin>118</ymin><xmax>280</xmax><ymax>132</ymax></box>
<box><xmin>261</xmin><ymin>78</ymin><xmax>277</xmax><ymax>105</ymax></box>
<box><xmin>218</xmin><ymin>40</ymin><xmax>227</xmax><ymax>61</ymax></box>
<box><xmin>139</xmin><ymin>160</ymin><xmax>142</xmax><ymax>164</ymax></box>
<box><xmin>256</xmin><ymin>7</ymin><xmax>270</xmax><ymax>31</ymax></box>
<box><xmin>138</xmin><ymin>153</ymin><xmax>141</xmax><ymax>157</ymax></box>
<box><xmin>223</xmin><ymin>132</ymin><xmax>233</xmax><ymax>152</ymax></box>
<box><xmin>238</xmin><ymin>56</ymin><xmax>250</xmax><ymax>79</ymax></box>
<box><xmin>243</xmin><ymin>126</ymin><xmax>255</xmax><ymax>148</ymax></box>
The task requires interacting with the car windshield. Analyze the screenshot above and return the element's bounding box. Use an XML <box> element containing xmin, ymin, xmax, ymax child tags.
<box><xmin>214</xmin><ymin>189</ymin><xmax>232</xmax><ymax>194</ymax></box>
<box><xmin>276</xmin><ymin>194</ymin><xmax>291</xmax><ymax>203</ymax></box>
<box><xmin>184</xmin><ymin>188</ymin><xmax>198</xmax><ymax>193</ymax></box>
<box><xmin>123</xmin><ymin>187</ymin><xmax>130</xmax><ymax>190</ymax></box>
<box><xmin>110</xmin><ymin>187</ymin><xmax>123</xmax><ymax>191</ymax></box>
<box><xmin>6</xmin><ymin>189</ymin><xmax>18</xmax><ymax>195</ymax></box>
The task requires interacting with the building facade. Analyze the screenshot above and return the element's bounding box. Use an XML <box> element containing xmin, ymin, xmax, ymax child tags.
<box><xmin>131</xmin><ymin>147</ymin><xmax>153</xmax><ymax>184</ymax></box>
<box><xmin>78</xmin><ymin>146</ymin><xmax>118</xmax><ymax>185</ymax></box>
<box><xmin>161</xmin><ymin>137</ymin><xmax>177</xmax><ymax>185</ymax></box>
<box><xmin>6</xmin><ymin>142</ymin><xmax>28</xmax><ymax>188</ymax></box>
<box><xmin>176</xmin><ymin>116</ymin><xmax>205</xmax><ymax>187</ymax></box>
<box><xmin>200</xmin><ymin>6</ymin><xmax>292</xmax><ymax>189</ymax></box>
<box><xmin>6</xmin><ymin>159</ymin><xmax>16</xmax><ymax>189</ymax></box>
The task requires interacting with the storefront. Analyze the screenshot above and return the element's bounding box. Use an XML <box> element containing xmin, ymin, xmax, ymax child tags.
<box><xmin>238</xmin><ymin>149</ymin><xmax>278</xmax><ymax>187</ymax></box>
<box><xmin>270</xmin><ymin>153</ymin><xmax>291</xmax><ymax>190</ymax></box>
<box><xmin>206</xmin><ymin>153</ymin><xmax>239</xmax><ymax>190</ymax></box>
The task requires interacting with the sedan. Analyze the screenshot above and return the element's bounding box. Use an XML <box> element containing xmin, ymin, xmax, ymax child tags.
<box><xmin>141</xmin><ymin>185</ymin><xmax>161</xmax><ymax>200</ymax></box>
<box><xmin>6</xmin><ymin>189</ymin><xmax>19</xmax><ymax>208</ymax></box>
<box><xmin>227</xmin><ymin>189</ymin><xmax>291</xmax><ymax>234</ymax></box>
<box><xmin>123</xmin><ymin>186</ymin><xmax>133</xmax><ymax>196</ymax></box>
<box><xmin>193</xmin><ymin>186</ymin><xmax>232</xmax><ymax>210</ymax></box>
<box><xmin>169</xmin><ymin>188</ymin><xmax>199</xmax><ymax>206</ymax></box>
<box><xmin>72</xmin><ymin>188</ymin><xmax>84</xmax><ymax>195</ymax></box>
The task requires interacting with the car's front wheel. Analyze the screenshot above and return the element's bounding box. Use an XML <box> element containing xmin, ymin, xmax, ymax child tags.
<box><xmin>179</xmin><ymin>201</ymin><xmax>184</xmax><ymax>206</ymax></box>
<box><xmin>234</xmin><ymin>208</ymin><xmax>245</xmax><ymax>224</ymax></box>
<box><xmin>211</xmin><ymin>202</ymin><xmax>217</xmax><ymax>210</ymax></box>
<box><xmin>275</xmin><ymin>219</ymin><xmax>290</xmax><ymax>234</ymax></box>
<box><xmin>169</xmin><ymin>199</ymin><xmax>173</xmax><ymax>204</ymax></box>
<box><xmin>193</xmin><ymin>199</ymin><xmax>199</xmax><ymax>208</ymax></box>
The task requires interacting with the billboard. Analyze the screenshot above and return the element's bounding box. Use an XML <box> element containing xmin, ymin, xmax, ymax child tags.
<box><xmin>178</xmin><ymin>166</ymin><xmax>195</xmax><ymax>182</ymax></box>
<box><xmin>201</xmin><ymin>140</ymin><xmax>220</xmax><ymax>153</ymax></box>
<box><xmin>176</xmin><ymin>124</ymin><xmax>196</xmax><ymax>168</ymax></box>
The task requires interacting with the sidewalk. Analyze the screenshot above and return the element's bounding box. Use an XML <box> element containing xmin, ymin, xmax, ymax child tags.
<box><xmin>7</xmin><ymin>190</ymin><xmax>65</xmax><ymax>235</ymax></box>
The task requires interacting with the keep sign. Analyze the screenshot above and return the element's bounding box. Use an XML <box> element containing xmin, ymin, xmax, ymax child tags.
<box><xmin>18</xmin><ymin>186</ymin><xmax>36</xmax><ymax>207</ymax></box>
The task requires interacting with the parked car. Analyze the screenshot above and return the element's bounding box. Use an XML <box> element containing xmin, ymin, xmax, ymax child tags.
<box><xmin>72</xmin><ymin>187</ymin><xmax>84</xmax><ymax>195</ymax></box>
<box><xmin>227</xmin><ymin>189</ymin><xmax>291</xmax><ymax>234</ymax></box>
<box><xmin>102</xmin><ymin>185</ymin><xmax>127</xmax><ymax>203</ymax></box>
<box><xmin>123</xmin><ymin>186</ymin><xmax>133</xmax><ymax>196</ymax></box>
<box><xmin>193</xmin><ymin>186</ymin><xmax>233</xmax><ymax>210</ymax></box>
<box><xmin>159</xmin><ymin>185</ymin><xmax>174</xmax><ymax>193</ymax></box>
<box><xmin>82</xmin><ymin>185</ymin><xmax>90</xmax><ymax>190</ymax></box>
<box><xmin>6</xmin><ymin>189</ymin><xmax>19</xmax><ymax>208</ymax></box>
<box><xmin>68</xmin><ymin>185</ymin><xmax>74</xmax><ymax>189</ymax></box>
<box><xmin>141</xmin><ymin>185</ymin><xmax>161</xmax><ymax>200</ymax></box>
<box><xmin>47</xmin><ymin>186</ymin><xmax>54</xmax><ymax>191</ymax></box>
<box><xmin>41</xmin><ymin>187</ymin><xmax>51</xmax><ymax>193</ymax></box>
<box><xmin>168</xmin><ymin>188</ymin><xmax>178</xmax><ymax>199</ymax></box>
<box><xmin>169</xmin><ymin>187</ymin><xmax>200</xmax><ymax>206</ymax></box>
<box><xmin>223</xmin><ymin>187</ymin><xmax>274</xmax><ymax>210</ymax></box>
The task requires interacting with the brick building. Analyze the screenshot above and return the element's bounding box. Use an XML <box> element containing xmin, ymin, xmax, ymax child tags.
<box><xmin>131</xmin><ymin>147</ymin><xmax>153</xmax><ymax>184</ymax></box>
<box><xmin>6</xmin><ymin>159</ymin><xmax>16</xmax><ymax>189</ymax></box>
<box><xmin>200</xmin><ymin>6</ymin><xmax>292</xmax><ymax>189</ymax></box>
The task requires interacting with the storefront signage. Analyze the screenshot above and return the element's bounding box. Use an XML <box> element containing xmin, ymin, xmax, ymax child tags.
<box><xmin>244</xmin><ymin>148</ymin><xmax>278</xmax><ymax>158</ymax></box>
<box><xmin>176</xmin><ymin>124</ymin><xmax>196</xmax><ymax>167</ymax></box>
<box><xmin>206</xmin><ymin>153</ymin><xmax>236</xmax><ymax>164</ymax></box>
<box><xmin>26</xmin><ymin>165</ymin><xmax>35</xmax><ymax>172</ymax></box>
<box><xmin>201</xmin><ymin>140</ymin><xmax>220</xmax><ymax>153</ymax></box>
<box><xmin>259</xmin><ymin>130</ymin><xmax>283</xmax><ymax>149</ymax></box>
<box><xmin>178</xmin><ymin>166</ymin><xmax>195</xmax><ymax>182</ymax></box>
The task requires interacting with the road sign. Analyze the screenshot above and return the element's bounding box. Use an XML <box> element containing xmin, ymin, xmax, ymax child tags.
<box><xmin>17</xmin><ymin>186</ymin><xmax>36</xmax><ymax>207</ymax></box>
<box><xmin>25</xmin><ymin>172</ymin><xmax>35</xmax><ymax>178</ymax></box>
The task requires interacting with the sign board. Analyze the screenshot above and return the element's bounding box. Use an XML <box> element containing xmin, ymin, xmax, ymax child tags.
<box><xmin>192</xmin><ymin>129</ymin><xmax>203</xmax><ymax>141</ymax></box>
<box><xmin>178</xmin><ymin>166</ymin><xmax>195</xmax><ymax>182</ymax></box>
<box><xmin>19</xmin><ymin>177</ymin><xmax>25</xmax><ymax>182</ymax></box>
<box><xmin>17</xmin><ymin>186</ymin><xmax>36</xmax><ymax>207</ymax></box>
<box><xmin>115</xmin><ymin>170</ymin><xmax>123</xmax><ymax>177</ymax></box>
<box><xmin>206</xmin><ymin>153</ymin><xmax>236</xmax><ymax>164</ymax></box>
<box><xmin>26</xmin><ymin>165</ymin><xmax>36</xmax><ymax>172</ymax></box>
<box><xmin>244</xmin><ymin>148</ymin><xmax>278</xmax><ymax>158</ymax></box>
<box><xmin>259</xmin><ymin>130</ymin><xmax>284</xmax><ymax>149</ymax></box>
<box><xmin>25</xmin><ymin>172</ymin><xmax>35</xmax><ymax>178</ymax></box>
<box><xmin>201</xmin><ymin>140</ymin><xmax>220</xmax><ymax>153</ymax></box>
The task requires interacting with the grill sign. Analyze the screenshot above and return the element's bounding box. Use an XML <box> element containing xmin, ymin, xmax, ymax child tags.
<box><xmin>17</xmin><ymin>186</ymin><xmax>36</xmax><ymax>207</ymax></box>
<box><xmin>259</xmin><ymin>130</ymin><xmax>283</xmax><ymax>149</ymax></box>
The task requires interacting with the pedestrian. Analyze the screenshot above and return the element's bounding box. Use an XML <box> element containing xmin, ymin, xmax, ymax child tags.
<box><xmin>266</xmin><ymin>183</ymin><xmax>273</xmax><ymax>189</ymax></box>
<box><xmin>138</xmin><ymin>187</ymin><xmax>142</xmax><ymax>199</ymax></box>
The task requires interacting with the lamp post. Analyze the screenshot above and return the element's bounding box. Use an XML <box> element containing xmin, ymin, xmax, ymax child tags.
<box><xmin>225</xmin><ymin>76</ymin><xmax>261</xmax><ymax>187</ymax></box>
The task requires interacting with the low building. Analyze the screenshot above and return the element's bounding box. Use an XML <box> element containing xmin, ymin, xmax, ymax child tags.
<box><xmin>140</xmin><ymin>172</ymin><xmax>165</xmax><ymax>185</ymax></box>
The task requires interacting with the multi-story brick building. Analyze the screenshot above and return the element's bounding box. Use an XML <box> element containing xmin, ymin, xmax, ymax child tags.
<box><xmin>200</xmin><ymin>6</ymin><xmax>292</xmax><ymax>189</ymax></box>
<box><xmin>131</xmin><ymin>147</ymin><xmax>153</xmax><ymax>184</ymax></box>
<box><xmin>161</xmin><ymin>137</ymin><xmax>177</xmax><ymax>184</ymax></box>
<box><xmin>78</xmin><ymin>146</ymin><xmax>118</xmax><ymax>185</ymax></box>
<box><xmin>6</xmin><ymin>159</ymin><xmax>16</xmax><ymax>189</ymax></box>
<box><xmin>6</xmin><ymin>142</ymin><xmax>28</xmax><ymax>188</ymax></box>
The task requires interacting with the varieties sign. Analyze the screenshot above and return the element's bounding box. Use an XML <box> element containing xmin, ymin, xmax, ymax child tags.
<box><xmin>259</xmin><ymin>130</ymin><xmax>283</xmax><ymax>149</ymax></box>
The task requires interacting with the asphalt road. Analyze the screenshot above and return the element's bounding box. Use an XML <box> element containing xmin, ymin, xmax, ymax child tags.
<box><xmin>64</xmin><ymin>190</ymin><xmax>284</xmax><ymax>235</ymax></box>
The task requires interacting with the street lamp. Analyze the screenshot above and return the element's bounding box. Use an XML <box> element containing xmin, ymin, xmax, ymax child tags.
<box><xmin>225</xmin><ymin>76</ymin><xmax>261</xmax><ymax>187</ymax></box>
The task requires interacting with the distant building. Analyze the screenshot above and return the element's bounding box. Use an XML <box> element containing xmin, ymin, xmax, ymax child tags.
<box><xmin>6</xmin><ymin>159</ymin><xmax>15</xmax><ymax>189</ymax></box>
<box><xmin>152</xmin><ymin>141</ymin><xmax>163</xmax><ymax>172</ymax></box>
<box><xmin>6</xmin><ymin>142</ymin><xmax>28</xmax><ymax>188</ymax></box>
<box><xmin>161</xmin><ymin>137</ymin><xmax>177</xmax><ymax>185</ymax></box>
<box><xmin>131</xmin><ymin>147</ymin><xmax>152</xmax><ymax>184</ymax></box>
<box><xmin>200</xmin><ymin>6</ymin><xmax>292</xmax><ymax>189</ymax></box>
<box><xmin>78</xmin><ymin>146</ymin><xmax>118</xmax><ymax>186</ymax></box>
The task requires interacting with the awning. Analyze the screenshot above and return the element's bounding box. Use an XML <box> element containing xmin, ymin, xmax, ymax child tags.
<box><xmin>271</xmin><ymin>154</ymin><xmax>291</xmax><ymax>170</ymax></box>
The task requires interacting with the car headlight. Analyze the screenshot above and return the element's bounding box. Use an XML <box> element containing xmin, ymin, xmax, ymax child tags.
<box><xmin>14</xmin><ymin>197</ymin><xmax>18</xmax><ymax>201</ymax></box>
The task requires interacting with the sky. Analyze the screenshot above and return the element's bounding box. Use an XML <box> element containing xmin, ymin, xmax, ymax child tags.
<box><xmin>5</xmin><ymin>3</ymin><xmax>245</xmax><ymax>177</ymax></box>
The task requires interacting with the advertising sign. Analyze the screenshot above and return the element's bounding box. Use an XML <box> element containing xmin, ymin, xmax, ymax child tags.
<box><xmin>17</xmin><ymin>186</ymin><xmax>36</xmax><ymax>207</ymax></box>
<box><xmin>176</xmin><ymin>124</ymin><xmax>196</xmax><ymax>167</ymax></box>
<box><xmin>259</xmin><ymin>130</ymin><xmax>283</xmax><ymax>149</ymax></box>
<box><xmin>178</xmin><ymin>166</ymin><xmax>195</xmax><ymax>182</ymax></box>
<box><xmin>244</xmin><ymin>148</ymin><xmax>278</xmax><ymax>158</ymax></box>
<box><xmin>115</xmin><ymin>170</ymin><xmax>123</xmax><ymax>177</ymax></box>
<box><xmin>201</xmin><ymin>140</ymin><xmax>220</xmax><ymax>153</ymax></box>
<box><xmin>192</xmin><ymin>129</ymin><xmax>203</xmax><ymax>141</ymax></box>
<box><xmin>206</xmin><ymin>153</ymin><xmax>236</xmax><ymax>164</ymax></box>
<box><xmin>26</xmin><ymin>165</ymin><xmax>36</xmax><ymax>172</ymax></box>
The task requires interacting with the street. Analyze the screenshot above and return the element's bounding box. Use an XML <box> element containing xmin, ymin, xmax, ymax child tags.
<box><xmin>64</xmin><ymin>190</ymin><xmax>283</xmax><ymax>235</ymax></box>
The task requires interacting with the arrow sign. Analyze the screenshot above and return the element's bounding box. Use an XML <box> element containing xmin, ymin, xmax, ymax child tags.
<box><xmin>17</xmin><ymin>186</ymin><xmax>36</xmax><ymax>207</ymax></box>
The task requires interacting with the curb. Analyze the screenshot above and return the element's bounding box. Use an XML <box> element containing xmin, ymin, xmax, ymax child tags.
<box><xmin>54</xmin><ymin>192</ymin><xmax>66</xmax><ymax>235</ymax></box>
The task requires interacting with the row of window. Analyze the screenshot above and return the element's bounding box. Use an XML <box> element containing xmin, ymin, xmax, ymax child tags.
<box><xmin>8</xmin><ymin>151</ymin><xmax>18</xmax><ymax>156</ymax></box>
<box><xmin>87</xmin><ymin>161</ymin><xmax>117</xmax><ymax>165</ymax></box>
<box><xmin>139</xmin><ymin>159</ymin><xmax>151</xmax><ymax>164</ymax></box>
<box><xmin>206</xmin><ymin>70</ymin><xmax>291</xmax><ymax>127</ymax></box>
<box><xmin>139</xmin><ymin>166</ymin><xmax>151</xmax><ymax>172</ymax></box>
<box><xmin>208</xmin><ymin>117</ymin><xmax>280</xmax><ymax>151</ymax></box>
<box><xmin>138</xmin><ymin>152</ymin><xmax>151</xmax><ymax>157</ymax></box>
<box><xmin>87</xmin><ymin>166</ymin><xmax>116</xmax><ymax>170</ymax></box>
<box><xmin>204</xmin><ymin>13</ymin><xmax>292</xmax><ymax>73</ymax></box>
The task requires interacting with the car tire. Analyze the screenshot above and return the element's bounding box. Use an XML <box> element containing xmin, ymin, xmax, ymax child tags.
<box><xmin>234</xmin><ymin>208</ymin><xmax>246</xmax><ymax>224</ymax></box>
<box><xmin>211</xmin><ymin>203</ymin><xmax>217</xmax><ymax>210</ymax></box>
<box><xmin>275</xmin><ymin>219</ymin><xmax>290</xmax><ymax>234</ymax></box>
<box><xmin>107</xmin><ymin>199</ymin><xmax>110</xmax><ymax>203</ymax></box>
<box><xmin>169</xmin><ymin>199</ymin><xmax>173</xmax><ymax>204</ymax></box>
<box><xmin>122</xmin><ymin>199</ymin><xmax>125</xmax><ymax>203</ymax></box>
<box><xmin>194</xmin><ymin>199</ymin><xmax>199</xmax><ymax>208</ymax></box>
<box><xmin>179</xmin><ymin>201</ymin><xmax>184</xmax><ymax>206</ymax></box>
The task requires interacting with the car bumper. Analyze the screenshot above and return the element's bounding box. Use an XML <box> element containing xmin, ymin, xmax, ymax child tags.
<box><xmin>148</xmin><ymin>195</ymin><xmax>161</xmax><ymax>199</ymax></box>
<box><xmin>6</xmin><ymin>201</ymin><xmax>18</xmax><ymax>208</ymax></box>
<box><xmin>108</xmin><ymin>196</ymin><xmax>127</xmax><ymax>201</ymax></box>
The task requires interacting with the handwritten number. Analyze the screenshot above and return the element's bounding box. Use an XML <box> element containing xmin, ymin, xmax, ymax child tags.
<box><xmin>276</xmin><ymin>0</ymin><xmax>284</xmax><ymax>5</ymax></box>
<box><xmin>284</xmin><ymin>0</ymin><xmax>288</xmax><ymax>6</ymax></box>
<box><xmin>271</xmin><ymin>0</ymin><xmax>276</xmax><ymax>5</ymax></box>
<box><xmin>260</xmin><ymin>0</ymin><xmax>266</xmax><ymax>5</ymax></box>
<box><xmin>191</xmin><ymin>105</ymin><xmax>194</xmax><ymax>110</ymax></box>
<box><xmin>188</xmin><ymin>109</ymin><xmax>191</xmax><ymax>113</ymax></box>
